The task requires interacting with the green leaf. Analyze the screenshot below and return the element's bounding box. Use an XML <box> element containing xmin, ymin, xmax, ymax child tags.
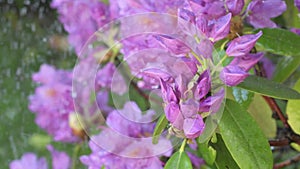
<box><xmin>232</xmin><ymin>87</ymin><xmax>254</xmax><ymax>109</ymax></box>
<box><xmin>164</xmin><ymin>151</ymin><xmax>193</xmax><ymax>169</ymax></box>
<box><xmin>219</xmin><ymin>100</ymin><xmax>273</xmax><ymax>169</ymax></box>
<box><xmin>282</xmin><ymin>0</ymin><xmax>300</xmax><ymax>28</ymax></box>
<box><xmin>152</xmin><ymin>114</ymin><xmax>168</xmax><ymax>144</ymax></box>
<box><xmin>287</xmin><ymin>79</ymin><xmax>300</xmax><ymax>135</ymax></box>
<box><xmin>255</xmin><ymin>28</ymin><xmax>300</xmax><ymax>56</ymax></box>
<box><xmin>272</xmin><ymin>56</ymin><xmax>300</xmax><ymax>83</ymax></box>
<box><xmin>247</xmin><ymin>94</ymin><xmax>276</xmax><ymax>138</ymax></box>
<box><xmin>197</xmin><ymin>140</ymin><xmax>216</xmax><ymax>165</ymax></box>
<box><xmin>238</xmin><ymin>75</ymin><xmax>300</xmax><ymax>100</ymax></box>
<box><xmin>211</xmin><ymin>134</ymin><xmax>239</xmax><ymax>169</ymax></box>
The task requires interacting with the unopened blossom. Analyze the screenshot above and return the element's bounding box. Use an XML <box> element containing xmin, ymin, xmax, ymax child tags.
<box><xmin>220</xmin><ymin>65</ymin><xmax>248</xmax><ymax>86</ymax></box>
<box><xmin>183</xmin><ymin>114</ymin><xmax>205</xmax><ymax>139</ymax></box>
<box><xmin>225</xmin><ymin>0</ymin><xmax>245</xmax><ymax>16</ymax></box>
<box><xmin>229</xmin><ymin>52</ymin><xmax>264</xmax><ymax>71</ymax></box>
<box><xmin>246</xmin><ymin>0</ymin><xmax>287</xmax><ymax>28</ymax></box>
<box><xmin>226</xmin><ymin>31</ymin><xmax>262</xmax><ymax>57</ymax></box>
<box><xmin>80</xmin><ymin>102</ymin><xmax>172</xmax><ymax>169</ymax></box>
<box><xmin>154</xmin><ymin>34</ymin><xmax>191</xmax><ymax>55</ymax></box>
<box><xmin>207</xmin><ymin>13</ymin><xmax>232</xmax><ymax>42</ymax></box>
<box><xmin>10</xmin><ymin>153</ymin><xmax>47</xmax><ymax>169</ymax></box>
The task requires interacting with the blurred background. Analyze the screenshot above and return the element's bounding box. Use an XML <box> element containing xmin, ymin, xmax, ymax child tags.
<box><xmin>0</xmin><ymin>0</ymin><xmax>77</xmax><ymax>168</ymax></box>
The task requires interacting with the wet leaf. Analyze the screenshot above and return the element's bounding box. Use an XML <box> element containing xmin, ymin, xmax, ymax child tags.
<box><xmin>219</xmin><ymin>100</ymin><xmax>273</xmax><ymax>169</ymax></box>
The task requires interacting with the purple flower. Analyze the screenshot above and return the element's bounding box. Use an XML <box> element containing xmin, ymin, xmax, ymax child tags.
<box><xmin>47</xmin><ymin>145</ymin><xmax>71</xmax><ymax>169</ymax></box>
<box><xmin>29</xmin><ymin>64</ymin><xmax>78</xmax><ymax>142</ymax></box>
<box><xmin>80</xmin><ymin>101</ymin><xmax>172</xmax><ymax>169</ymax></box>
<box><xmin>226</xmin><ymin>0</ymin><xmax>245</xmax><ymax>16</ymax></box>
<box><xmin>10</xmin><ymin>146</ymin><xmax>71</xmax><ymax>169</ymax></box>
<box><xmin>10</xmin><ymin>153</ymin><xmax>47</xmax><ymax>169</ymax></box>
<box><xmin>220</xmin><ymin>65</ymin><xmax>248</xmax><ymax>86</ymax></box>
<box><xmin>154</xmin><ymin>34</ymin><xmax>191</xmax><ymax>55</ymax></box>
<box><xmin>51</xmin><ymin>0</ymin><xmax>110</xmax><ymax>54</ymax></box>
<box><xmin>226</xmin><ymin>31</ymin><xmax>262</xmax><ymax>57</ymax></box>
<box><xmin>188</xmin><ymin>0</ymin><xmax>227</xmax><ymax>19</ymax></box>
<box><xmin>295</xmin><ymin>0</ymin><xmax>300</xmax><ymax>11</ymax></box>
<box><xmin>246</xmin><ymin>0</ymin><xmax>287</xmax><ymax>28</ymax></box>
<box><xmin>229</xmin><ymin>52</ymin><xmax>264</xmax><ymax>71</ymax></box>
<box><xmin>209</xmin><ymin>13</ymin><xmax>232</xmax><ymax>42</ymax></box>
<box><xmin>198</xmin><ymin>88</ymin><xmax>225</xmax><ymax>113</ymax></box>
<box><xmin>194</xmin><ymin>70</ymin><xmax>211</xmax><ymax>100</ymax></box>
<box><xmin>183</xmin><ymin>114</ymin><xmax>205</xmax><ymax>139</ymax></box>
<box><xmin>291</xmin><ymin>28</ymin><xmax>300</xmax><ymax>35</ymax></box>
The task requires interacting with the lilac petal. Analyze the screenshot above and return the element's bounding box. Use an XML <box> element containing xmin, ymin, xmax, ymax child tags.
<box><xmin>220</xmin><ymin>65</ymin><xmax>249</xmax><ymax>86</ymax></box>
<box><xmin>47</xmin><ymin>145</ymin><xmax>71</xmax><ymax>169</ymax></box>
<box><xmin>230</xmin><ymin>52</ymin><xmax>264</xmax><ymax>71</ymax></box>
<box><xmin>165</xmin><ymin>101</ymin><xmax>181</xmax><ymax>124</ymax></box>
<box><xmin>291</xmin><ymin>28</ymin><xmax>300</xmax><ymax>35</ymax></box>
<box><xmin>198</xmin><ymin>88</ymin><xmax>225</xmax><ymax>114</ymax></box>
<box><xmin>188</xmin><ymin>0</ymin><xmax>226</xmax><ymax>19</ymax></box>
<box><xmin>159</xmin><ymin>78</ymin><xmax>178</xmax><ymax>103</ymax></box>
<box><xmin>196</xmin><ymin>39</ymin><xmax>214</xmax><ymax>59</ymax></box>
<box><xmin>226</xmin><ymin>0</ymin><xmax>245</xmax><ymax>16</ymax></box>
<box><xmin>183</xmin><ymin>114</ymin><xmax>205</xmax><ymax>139</ymax></box>
<box><xmin>180</xmin><ymin>99</ymin><xmax>199</xmax><ymax>118</ymax></box>
<box><xmin>226</xmin><ymin>31</ymin><xmax>262</xmax><ymax>57</ymax></box>
<box><xmin>246</xmin><ymin>0</ymin><xmax>286</xmax><ymax>28</ymax></box>
<box><xmin>9</xmin><ymin>153</ymin><xmax>47</xmax><ymax>169</ymax></box>
<box><xmin>178</xmin><ymin>8</ymin><xmax>196</xmax><ymax>24</ymax></box>
<box><xmin>209</xmin><ymin>13</ymin><xmax>232</xmax><ymax>42</ymax></box>
<box><xmin>195</xmin><ymin>70</ymin><xmax>211</xmax><ymax>100</ymax></box>
<box><xmin>154</xmin><ymin>34</ymin><xmax>191</xmax><ymax>55</ymax></box>
<box><xmin>142</xmin><ymin>68</ymin><xmax>174</xmax><ymax>83</ymax></box>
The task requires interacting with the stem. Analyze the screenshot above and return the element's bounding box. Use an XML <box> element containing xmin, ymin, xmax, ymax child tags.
<box><xmin>274</xmin><ymin>154</ymin><xmax>300</xmax><ymax>169</ymax></box>
<box><xmin>71</xmin><ymin>143</ymin><xmax>82</xmax><ymax>169</ymax></box>
<box><xmin>191</xmin><ymin>51</ymin><xmax>206</xmax><ymax>69</ymax></box>
<box><xmin>211</xmin><ymin>54</ymin><xmax>228</xmax><ymax>75</ymax></box>
<box><xmin>179</xmin><ymin>139</ymin><xmax>187</xmax><ymax>153</ymax></box>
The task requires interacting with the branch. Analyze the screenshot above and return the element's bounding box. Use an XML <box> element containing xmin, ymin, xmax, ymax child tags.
<box><xmin>269</xmin><ymin>139</ymin><xmax>290</xmax><ymax>147</ymax></box>
<box><xmin>255</xmin><ymin>62</ymin><xmax>291</xmax><ymax>129</ymax></box>
<box><xmin>273</xmin><ymin>154</ymin><xmax>300</xmax><ymax>169</ymax></box>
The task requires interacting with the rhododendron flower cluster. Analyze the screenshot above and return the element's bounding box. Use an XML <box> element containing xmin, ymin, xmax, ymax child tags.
<box><xmin>10</xmin><ymin>0</ymin><xmax>299</xmax><ymax>168</ymax></box>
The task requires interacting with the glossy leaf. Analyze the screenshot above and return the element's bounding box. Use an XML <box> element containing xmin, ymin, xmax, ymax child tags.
<box><xmin>164</xmin><ymin>151</ymin><xmax>193</xmax><ymax>169</ymax></box>
<box><xmin>238</xmin><ymin>75</ymin><xmax>300</xmax><ymax>100</ymax></box>
<box><xmin>219</xmin><ymin>100</ymin><xmax>273</xmax><ymax>169</ymax></box>
<box><xmin>248</xmin><ymin>94</ymin><xmax>276</xmax><ymax>138</ymax></box>
<box><xmin>272</xmin><ymin>56</ymin><xmax>300</xmax><ymax>83</ymax></box>
<box><xmin>287</xmin><ymin>79</ymin><xmax>300</xmax><ymax>135</ymax></box>
<box><xmin>255</xmin><ymin>28</ymin><xmax>300</xmax><ymax>56</ymax></box>
<box><xmin>211</xmin><ymin>134</ymin><xmax>239</xmax><ymax>169</ymax></box>
<box><xmin>232</xmin><ymin>87</ymin><xmax>254</xmax><ymax>109</ymax></box>
<box><xmin>152</xmin><ymin>114</ymin><xmax>168</xmax><ymax>144</ymax></box>
<box><xmin>197</xmin><ymin>140</ymin><xmax>216</xmax><ymax>165</ymax></box>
